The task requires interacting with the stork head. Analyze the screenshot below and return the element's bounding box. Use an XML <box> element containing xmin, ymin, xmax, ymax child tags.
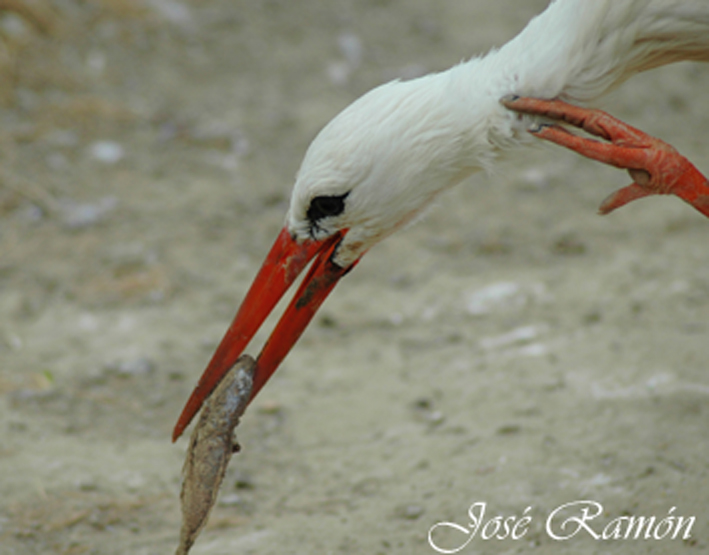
<box><xmin>287</xmin><ymin>70</ymin><xmax>491</xmax><ymax>266</ymax></box>
<box><xmin>173</xmin><ymin>73</ymin><xmax>483</xmax><ymax>440</ymax></box>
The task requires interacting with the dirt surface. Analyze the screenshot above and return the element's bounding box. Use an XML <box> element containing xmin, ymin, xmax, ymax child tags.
<box><xmin>1</xmin><ymin>1</ymin><xmax>708</xmax><ymax>554</ymax></box>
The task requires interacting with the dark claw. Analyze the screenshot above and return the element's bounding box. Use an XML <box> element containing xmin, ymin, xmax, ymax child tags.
<box><xmin>499</xmin><ymin>93</ymin><xmax>520</xmax><ymax>104</ymax></box>
<box><xmin>528</xmin><ymin>122</ymin><xmax>551</xmax><ymax>133</ymax></box>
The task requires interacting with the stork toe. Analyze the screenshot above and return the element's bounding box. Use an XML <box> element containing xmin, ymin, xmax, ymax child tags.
<box><xmin>503</xmin><ymin>97</ymin><xmax>709</xmax><ymax>218</ymax></box>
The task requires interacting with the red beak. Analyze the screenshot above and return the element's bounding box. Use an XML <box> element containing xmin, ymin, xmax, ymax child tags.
<box><xmin>172</xmin><ymin>226</ymin><xmax>355</xmax><ymax>441</ymax></box>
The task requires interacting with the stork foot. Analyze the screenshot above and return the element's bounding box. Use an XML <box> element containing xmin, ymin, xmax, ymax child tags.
<box><xmin>502</xmin><ymin>96</ymin><xmax>709</xmax><ymax>218</ymax></box>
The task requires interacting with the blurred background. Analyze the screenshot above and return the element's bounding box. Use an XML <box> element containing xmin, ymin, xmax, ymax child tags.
<box><xmin>1</xmin><ymin>1</ymin><xmax>708</xmax><ymax>553</ymax></box>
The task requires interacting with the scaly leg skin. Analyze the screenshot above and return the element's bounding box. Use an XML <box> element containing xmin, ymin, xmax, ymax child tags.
<box><xmin>501</xmin><ymin>96</ymin><xmax>709</xmax><ymax>218</ymax></box>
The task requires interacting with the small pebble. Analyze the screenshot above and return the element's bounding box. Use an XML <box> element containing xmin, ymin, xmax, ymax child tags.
<box><xmin>0</xmin><ymin>13</ymin><xmax>29</xmax><ymax>38</ymax></box>
<box><xmin>337</xmin><ymin>32</ymin><xmax>363</xmax><ymax>67</ymax></box>
<box><xmin>258</xmin><ymin>400</ymin><xmax>282</xmax><ymax>415</ymax></box>
<box><xmin>148</xmin><ymin>0</ymin><xmax>193</xmax><ymax>26</ymax></box>
<box><xmin>327</xmin><ymin>61</ymin><xmax>352</xmax><ymax>86</ymax></box>
<box><xmin>411</xmin><ymin>397</ymin><xmax>445</xmax><ymax>426</ymax></box>
<box><xmin>465</xmin><ymin>282</ymin><xmax>521</xmax><ymax>315</ymax></box>
<box><xmin>58</xmin><ymin>196</ymin><xmax>118</xmax><ymax>229</ymax></box>
<box><xmin>479</xmin><ymin>325</ymin><xmax>543</xmax><ymax>350</ymax></box>
<box><xmin>519</xmin><ymin>167</ymin><xmax>551</xmax><ymax>188</ymax></box>
<box><xmin>88</xmin><ymin>141</ymin><xmax>125</xmax><ymax>164</ymax></box>
<box><xmin>427</xmin><ymin>410</ymin><xmax>445</xmax><ymax>426</ymax></box>
<box><xmin>217</xmin><ymin>493</ymin><xmax>243</xmax><ymax>507</ymax></box>
<box><xmin>104</xmin><ymin>357</ymin><xmax>156</xmax><ymax>377</ymax></box>
<box><xmin>395</xmin><ymin>504</ymin><xmax>425</xmax><ymax>520</ymax></box>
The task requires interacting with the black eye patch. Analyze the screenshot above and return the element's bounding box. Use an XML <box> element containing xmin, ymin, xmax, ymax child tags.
<box><xmin>307</xmin><ymin>192</ymin><xmax>349</xmax><ymax>222</ymax></box>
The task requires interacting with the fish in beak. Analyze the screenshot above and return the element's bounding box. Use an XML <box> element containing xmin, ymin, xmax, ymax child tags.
<box><xmin>172</xmin><ymin>226</ymin><xmax>355</xmax><ymax>441</ymax></box>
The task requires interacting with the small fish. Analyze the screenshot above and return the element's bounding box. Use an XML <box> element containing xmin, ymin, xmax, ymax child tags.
<box><xmin>176</xmin><ymin>354</ymin><xmax>255</xmax><ymax>555</ymax></box>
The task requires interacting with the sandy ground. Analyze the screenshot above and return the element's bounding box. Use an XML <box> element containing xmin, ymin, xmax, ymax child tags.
<box><xmin>1</xmin><ymin>1</ymin><xmax>709</xmax><ymax>554</ymax></box>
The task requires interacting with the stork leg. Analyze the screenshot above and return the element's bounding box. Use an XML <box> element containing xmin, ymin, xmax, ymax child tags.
<box><xmin>501</xmin><ymin>96</ymin><xmax>709</xmax><ymax>218</ymax></box>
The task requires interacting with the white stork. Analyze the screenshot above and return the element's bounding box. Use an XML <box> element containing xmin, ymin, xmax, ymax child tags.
<box><xmin>174</xmin><ymin>0</ymin><xmax>709</xmax><ymax>440</ymax></box>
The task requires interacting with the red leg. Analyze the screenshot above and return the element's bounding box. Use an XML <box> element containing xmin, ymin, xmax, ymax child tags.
<box><xmin>501</xmin><ymin>96</ymin><xmax>709</xmax><ymax>218</ymax></box>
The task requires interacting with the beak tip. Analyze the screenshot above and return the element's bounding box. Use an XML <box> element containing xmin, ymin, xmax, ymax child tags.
<box><xmin>172</xmin><ymin>422</ymin><xmax>184</xmax><ymax>442</ymax></box>
<box><xmin>172</xmin><ymin>388</ymin><xmax>207</xmax><ymax>442</ymax></box>
<box><xmin>173</xmin><ymin>227</ymin><xmax>353</xmax><ymax>441</ymax></box>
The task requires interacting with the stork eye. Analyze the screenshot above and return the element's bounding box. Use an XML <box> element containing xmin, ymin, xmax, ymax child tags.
<box><xmin>307</xmin><ymin>193</ymin><xmax>348</xmax><ymax>222</ymax></box>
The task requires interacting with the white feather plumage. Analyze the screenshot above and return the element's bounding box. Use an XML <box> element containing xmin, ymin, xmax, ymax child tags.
<box><xmin>287</xmin><ymin>0</ymin><xmax>709</xmax><ymax>267</ymax></box>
